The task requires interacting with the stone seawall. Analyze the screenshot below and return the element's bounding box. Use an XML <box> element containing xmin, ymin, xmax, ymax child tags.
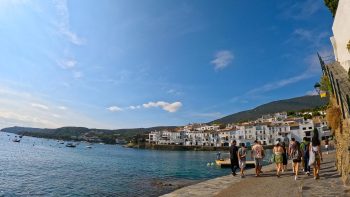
<box><xmin>144</xmin><ymin>144</ymin><xmax>274</xmax><ymax>151</ymax></box>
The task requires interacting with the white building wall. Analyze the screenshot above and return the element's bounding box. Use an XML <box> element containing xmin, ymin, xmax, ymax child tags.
<box><xmin>331</xmin><ymin>0</ymin><xmax>350</xmax><ymax>70</ymax></box>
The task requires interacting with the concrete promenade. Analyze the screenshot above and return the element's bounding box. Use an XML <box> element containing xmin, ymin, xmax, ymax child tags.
<box><xmin>161</xmin><ymin>151</ymin><xmax>350</xmax><ymax>197</ymax></box>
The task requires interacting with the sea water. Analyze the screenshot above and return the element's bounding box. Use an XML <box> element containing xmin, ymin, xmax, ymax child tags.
<box><xmin>0</xmin><ymin>132</ymin><xmax>272</xmax><ymax>196</ymax></box>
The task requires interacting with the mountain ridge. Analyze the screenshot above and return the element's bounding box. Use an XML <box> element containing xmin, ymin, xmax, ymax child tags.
<box><xmin>0</xmin><ymin>95</ymin><xmax>328</xmax><ymax>143</ymax></box>
<box><xmin>210</xmin><ymin>95</ymin><xmax>328</xmax><ymax>124</ymax></box>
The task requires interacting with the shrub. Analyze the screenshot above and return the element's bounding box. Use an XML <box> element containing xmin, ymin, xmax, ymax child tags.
<box><xmin>326</xmin><ymin>104</ymin><xmax>341</xmax><ymax>133</ymax></box>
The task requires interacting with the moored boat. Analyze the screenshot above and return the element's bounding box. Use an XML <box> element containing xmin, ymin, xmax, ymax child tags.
<box><xmin>215</xmin><ymin>158</ymin><xmax>255</xmax><ymax>168</ymax></box>
<box><xmin>65</xmin><ymin>143</ymin><xmax>76</xmax><ymax>147</ymax></box>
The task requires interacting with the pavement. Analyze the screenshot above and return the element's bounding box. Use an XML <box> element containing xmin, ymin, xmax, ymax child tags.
<box><xmin>161</xmin><ymin>151</ymin><xmax>350</xmax><ymax>197</ymax></box>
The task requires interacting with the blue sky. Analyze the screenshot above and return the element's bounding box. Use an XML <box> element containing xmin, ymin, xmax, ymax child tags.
<box><xmin>0</xmin><ymin>0</ymin><xmax>334</xmax><ymax>129</ymax></box>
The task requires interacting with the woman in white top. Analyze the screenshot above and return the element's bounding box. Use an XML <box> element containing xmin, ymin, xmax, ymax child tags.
<box><xmin>309</xmin><ymin>132</ymin><xmax>323</xmax><ymax>179</ymax></box>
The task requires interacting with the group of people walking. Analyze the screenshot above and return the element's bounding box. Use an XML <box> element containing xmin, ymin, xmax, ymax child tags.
<box><xmin>229</xmin><ymin>140</ymin><xmax>264</xmax><ymax>178</ymax></box>
<box><xmin>281</xmin><ymin>135</ymin><xmax>323</xmax><ymax>180</ymax></box>
<box><xmin>229</xmin><ymin>134</ymin><xmax>325</xmax><ymax>180</ymax></box>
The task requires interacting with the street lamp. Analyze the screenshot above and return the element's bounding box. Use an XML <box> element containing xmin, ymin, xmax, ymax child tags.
<box><xmin>314</xmin><ymin>82</ymin><xmax>321</xmax><ymax>94</ymax></box>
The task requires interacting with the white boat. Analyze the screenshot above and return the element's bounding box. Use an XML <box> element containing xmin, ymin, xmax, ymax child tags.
<box><xmin>66</xmin><ymin>143</ymin><xmax>76</xmax><ymax>147</ymax></box>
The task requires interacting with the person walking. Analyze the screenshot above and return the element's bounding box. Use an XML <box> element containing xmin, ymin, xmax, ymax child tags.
<box><xmin>289</xmin><ymin>138</ymin><xmax>297</xmax><ymax>173</ymax></box>
<box><xmin>251</xmin><ymin>140</ymin><xmax>264</xmax><ymax>177</ymax></box>
<box><xmin>238</xmin><ymin>143</ymin><xmax>247</xmax><ymax>178</ymax></box>
<box><xmin>281</xmin><ymin>142</ymin><xmax>288</xmax><ymax>172</ymax></box>
<box><xmin>229</xmin><ymin>140</ymin><xmax>239</xmax><ymax>176</ymax></box>
<box><xmin>258</xmin><ymin>141</ymin><xmax>265</xmax><ymax>173</ymax></box>
<box><xmin>273</xmin><ymin>142</ymin><xmax>284</xmax><ymax>177</ymax></box>
<box><xmin>300</xmin><ymin>137</ymin><xmax>311</xmax><ymax>175</ymax></box>
<box><xmin>288</xmin><ymin>138</ymin><xmax>297</xmax><ymax>154</ymax></box>
<box><xmin>291</xmin><ymin>141</ymin><xmax>302</xmax><ymax>180</ymax></box>
<box><xmin>309</xmin><ymin>132</ymin><xmax>323</xmax><ymax>180</ymax></box>
<box><xmin>325</xmin><ymin>138</ymin><xmax>329</xmax><ymax>154</ymax></box>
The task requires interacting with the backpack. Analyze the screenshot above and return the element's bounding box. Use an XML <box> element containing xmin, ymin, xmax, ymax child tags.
<box><xmin>292</xmin><ymin>149</ymin><xmax>301</xmax><ymax>160</ymax></box>
<box><xmin>302</xmin><ymin>142</ymin><xmax>309</xmax><ymax>156</ymax></box>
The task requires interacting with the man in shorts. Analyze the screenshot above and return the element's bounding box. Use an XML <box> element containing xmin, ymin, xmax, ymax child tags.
<box><xmin>238</xmin><ymin>143</ymin><xmax>247</xmax><ymax>178</ymax></box>
<box><xmin>251</xmin><ymin>140</ymin><xmax>264</xmax><ymax>177</ymax></box>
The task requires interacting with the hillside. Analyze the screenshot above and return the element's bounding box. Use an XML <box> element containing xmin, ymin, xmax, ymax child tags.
<box><xmin>1</xmin><ymin>95</ymin><xmax>328</xmax><ymax>143</ymax></box>
<box><xmin>210</xmin><ymin>95</ymin><xmax>328</xmax><ymax>124</ymax></box>
<box><xmin>1</xmin><ymin>126</ymin><xmax>176</xmax><ymax>144</ymax></box>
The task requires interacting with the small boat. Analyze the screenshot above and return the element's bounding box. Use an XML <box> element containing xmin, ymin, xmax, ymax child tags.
<box><xmin>86</xmin><ymin>146</ymin><xmax>92</xmax><ymax>149</ymax></box>
<box><xmin>13</xmin><ymin>139</ymin><xmax>21</xmax><ymax>143</ymax></box>
<box><xmin>215</xmin><ymin>158</ymin><xmax>255</xmax><ymax>168</ymax></box>
<box><xmin>19</xmin><ymin>135</ymin><xmax>23</xmax><ymax>138</ymax></box>
<box><xmin>65</xmin><ymin>143</ymin><xmax>76</xmax><ymax>148</ymax></box>
<box><xmin>59</xmin><ymin>141</ymin><xmax>65</xmax><ymax>144</ymax></box>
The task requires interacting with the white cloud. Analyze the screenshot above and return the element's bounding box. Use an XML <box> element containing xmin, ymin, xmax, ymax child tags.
<box><xmin>58</xmin><ymin>106</ymin><xmax>67</xmax><ymax>110</ymax></box>
<box><xmin>246</xmin><ymin>48</ymin><xmax>334</xmax><ymax>96</ymax></box>
<box><xmin>0</xmin><ymin>0</ymin><xmax>30</xmax><ymax>9</ymax></box>
<box><xmin>0</xmin><ymin>111</ymin><xmax>58</xmax><ymax>128</ymax></box>
<box><xmin>53</xmin><ymin>0</ymin><xmax>84</xmax><ymax>45</ymax></box>
<box><xmin>107</xmin><ymin>106</ymin><xmax>123</xmax><ymax>112</ymax></box>
<box><xmin>247</xmin><ymin>73</ymin><xmax>311</xmax><ymax>95</ymax></box>
<box><xmin>293</xmin><ymin>29</ymin><xmax>312</xmax><ymax>41</ymax></box>
<box><xmin>31</xmin><ymin>103</ymin><xmax>49</xmax><ymax>110</ymax></box>
<box><xmin>280</xmin><ymin>0</ymin><xmax>322</xmax><ymax>20</ymax></box>
<box><xmin>211</xmin><ymin>50</ymin><xmax>234</xmax><ymax>70</ymax></box>
<box><xmin>306</xmin><ymin>90</ymin><xmax>318</xmax><ymax>96</ymax></box>
<box><xmin>0</xmin><ymin>84</ymin><xmax>113</xmax><ymax>129</ymax></box>
<box><xmin>128</xmin><ymin>105</ymin><xmax>141</xmax><ymax>110</ymax></box>
<box><xmin>58</xmin><ymin>58</ymin><xmax>77</xmax><ymax>69</ymax></box>
<box><xmin>73</xmin><ymin>71</ymin><xmax>83</xmax><ymax>79</ymax></box>
<box><xmin>143</xmin><ymin>101</ymin><xmax>182</xmax><ymax>112</ymax></box>
<box><xmin>290</xmin><ymin>28</ymin><xmax>329</xmax><ymax>48</ymax></box>
<box><xmin>166</xmin><ymin>89</ymin><xmax>182</xmax><ymax>96</ymax></box>
<box><xmin>167</xmin><ymin>89</ymin><xmax>176</xmax><ymax>94</ymax></box>
<box><xmin>52</xmin><ymin>114</ymin><xmax>61</xmax><ymax>118</ymax></box>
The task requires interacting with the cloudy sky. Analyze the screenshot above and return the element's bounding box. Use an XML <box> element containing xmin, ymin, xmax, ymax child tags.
<box><xmin>0</xmin><ymin>0</ymin><xmax>334</xmax><ymax>129</ymax></box>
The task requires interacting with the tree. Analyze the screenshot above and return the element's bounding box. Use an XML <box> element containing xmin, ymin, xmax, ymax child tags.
<box><xmin>303</xmin><ymin>114</ymin><xmax>313</xmax><ymax>120</ymax></box>
<box><xmin>324</xmin><ymin>0</ymin><xmax>339</xmax><ymax>18</ymax></box>
<box><xmin>219</xmin><ymin>124</ymin><xmax>226</xmax><ymax>130</ymax></box>
<box><xmin>320</xmin><ymin>75</ymin><xmax>333</xmax><ymax>95</ymax></box>
<box><xmin>312</xmin><ymin>111</ymin><xmax>321</xmax><ymax>117</ymax></box>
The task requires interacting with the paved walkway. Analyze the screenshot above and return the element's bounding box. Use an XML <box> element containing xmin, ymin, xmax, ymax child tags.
<box><xmin>161</xmin><ymin>151</ymin><xmax>350</xmax><ymax>197</ymax></box>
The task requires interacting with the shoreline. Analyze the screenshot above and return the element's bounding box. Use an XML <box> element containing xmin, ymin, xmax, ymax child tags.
<box><xmin>131</xmin><ymin>143</ymin><xmax>274</xmax><ymax>151</ymax></box>
<box><xmin>161</xmin><ymin>151</ymin><xmax>347</xmax><ymax>197</ymax></box>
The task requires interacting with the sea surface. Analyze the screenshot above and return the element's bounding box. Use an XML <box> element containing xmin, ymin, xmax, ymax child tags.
<box><xmin>0</xmin><ymin>132</ymin><xmax>272</xmax><ymax>197</ymax></box>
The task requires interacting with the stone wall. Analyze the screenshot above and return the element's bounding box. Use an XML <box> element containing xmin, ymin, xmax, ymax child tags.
<box><xmin>328</xmin><ymin>96</ymin><xmax>350</xmax><ymax>185</ymax></box>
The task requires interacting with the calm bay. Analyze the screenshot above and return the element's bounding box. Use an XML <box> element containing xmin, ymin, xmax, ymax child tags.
<box><xmin>0</xmin><ymin>132</ymin><xmax>272</xmax><ymax>196</ymax></box>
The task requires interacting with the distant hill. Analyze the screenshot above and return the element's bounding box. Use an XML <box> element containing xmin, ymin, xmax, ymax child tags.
<box><xmin>0</xmin><ymin>126</ymin><xmax>176</xmax><ymax>144</ymax></box>
<box><xmin>210</xmin><ymin>95</ymin><xmax>328</xmax><ymax>125</ymax></box>
<box><xmin>1</xmin><ymin>95</ymin><xmax>328</xmax><ymax>143</ymax></box>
